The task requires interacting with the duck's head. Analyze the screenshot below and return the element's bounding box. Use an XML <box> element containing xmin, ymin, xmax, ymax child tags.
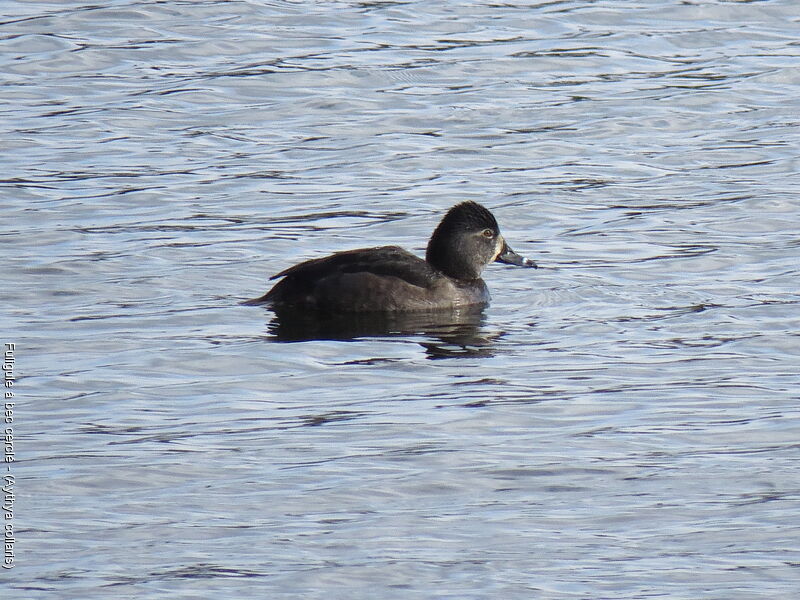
<box><xmin>425</xmin><ymin>201</ymin><xmax>536</xmax><ymax>280</ymax></box>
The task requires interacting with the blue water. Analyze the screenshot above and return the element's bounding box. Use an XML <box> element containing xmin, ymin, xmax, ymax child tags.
<box><xmin>2</xmin><ymin>0</ymin><xmax>799</xmax><ymax>598</ymax></box>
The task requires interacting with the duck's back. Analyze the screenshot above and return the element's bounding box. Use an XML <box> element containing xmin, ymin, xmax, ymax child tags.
<box><xmin>249</xmin><ymin>245</ymin><xmax>488</xmax><ymax>312</ymax></box>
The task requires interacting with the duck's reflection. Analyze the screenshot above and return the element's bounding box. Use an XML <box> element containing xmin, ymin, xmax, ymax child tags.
<box><xmin>266</xmin><ymin>306</ymin><xmax>499</xmax><ymax>359</ymax></box>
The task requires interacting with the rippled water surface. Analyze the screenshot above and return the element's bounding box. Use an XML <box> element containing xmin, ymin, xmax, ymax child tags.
<box><xmin>3</xmin><ymin>0</ymin><xmax>800</xmax><ymax>597</ymax></box>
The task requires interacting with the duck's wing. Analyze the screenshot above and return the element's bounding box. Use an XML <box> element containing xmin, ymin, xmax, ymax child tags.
<box><xmin>269</xmin><ymin>245</ymin><xmax>436</xmax><ymax>289</ymax></box>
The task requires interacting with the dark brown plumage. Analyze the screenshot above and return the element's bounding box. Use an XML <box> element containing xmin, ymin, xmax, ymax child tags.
<box><xmin>245</xmin><ymin>201</ymin><xmax>535</xmax><ymax>312</ymax></box>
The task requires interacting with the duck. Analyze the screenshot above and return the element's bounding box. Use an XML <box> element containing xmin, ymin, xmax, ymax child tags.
<box><xmin>245</xmin><ymin>201</ymin><xmax>536</xmax><ymax>312</ymax></box>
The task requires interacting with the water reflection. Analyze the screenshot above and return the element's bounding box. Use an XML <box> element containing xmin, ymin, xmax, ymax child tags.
<box><xmin>265</xmin><ymin>306</ymin><xmax>498</xmax><ymax>358</ymax></box>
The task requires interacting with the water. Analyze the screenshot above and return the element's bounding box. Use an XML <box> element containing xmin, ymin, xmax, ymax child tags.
<box><xmin>2</xmin><ymin>0</ymin><xmax>799</xmax><ymax>597</ymax></box>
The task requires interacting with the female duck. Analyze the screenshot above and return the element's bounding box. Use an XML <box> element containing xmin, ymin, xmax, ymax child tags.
<box><xmin>245</xmin><ymin>201</ymin><xmax>535</xmax><ymax>312</ymax></box>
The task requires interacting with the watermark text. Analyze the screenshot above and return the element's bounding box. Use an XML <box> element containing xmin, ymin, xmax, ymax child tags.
<box><xmin>3</xmin><ymin>342</ymin><xmax>16</xmax><ymax>569</ymax></box>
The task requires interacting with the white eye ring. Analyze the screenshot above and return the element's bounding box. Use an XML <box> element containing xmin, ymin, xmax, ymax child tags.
<box><xmin>482</xmin><ymin>229</ymin><xmax>494</xmax><ymax>238</ymax></box>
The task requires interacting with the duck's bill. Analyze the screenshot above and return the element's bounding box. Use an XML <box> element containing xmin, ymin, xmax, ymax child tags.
<box><xmin>496</xmin><ymin>242</ymin><xmax>537</xmax><ymax>268</ymax></box>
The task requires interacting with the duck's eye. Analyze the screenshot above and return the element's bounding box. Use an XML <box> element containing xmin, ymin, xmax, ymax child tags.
<box><xmin>482</xmin><ymin>229</ymin><xmax>494</xmax><ymax>238</ymax></box>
